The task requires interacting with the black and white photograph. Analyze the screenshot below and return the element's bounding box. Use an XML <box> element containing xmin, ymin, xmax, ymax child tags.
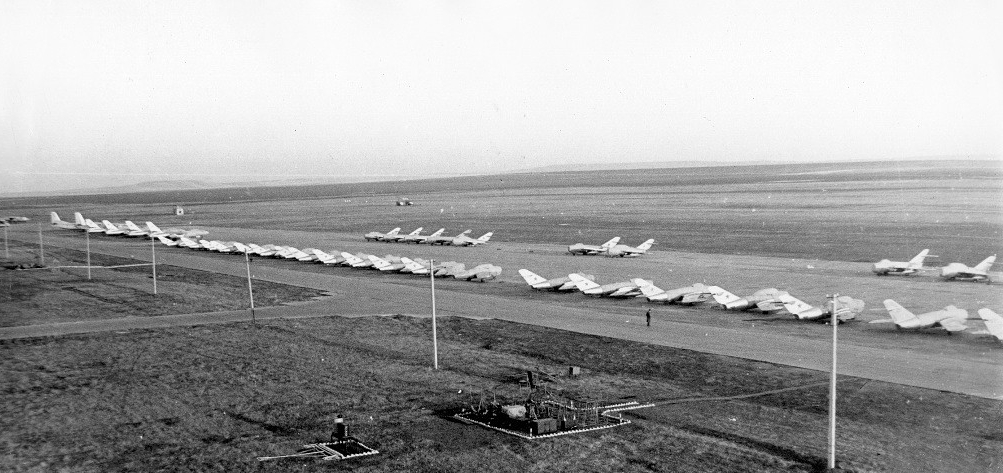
<box><xmin>1</xmin><ymin>1</ymin><xmax>1000</xmax><ymax>471</ymax></box>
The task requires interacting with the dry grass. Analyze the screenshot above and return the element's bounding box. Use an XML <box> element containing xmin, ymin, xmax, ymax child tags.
<box><xmin>2</xmin><ymin>316</ymin><xmax>1000</xmax><ymax>472</ymax></box>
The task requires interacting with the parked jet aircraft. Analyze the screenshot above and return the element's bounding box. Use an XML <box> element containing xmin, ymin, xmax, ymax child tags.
<box><xmin>604</xmin><ymin>239</ymin><xmax>655</xmax><ymax>257</ymax></box>
<box><xmin>369</xmin><ymin>255</ymin><xmax>406</xmax><ymax>271</ymax></box>
<box><xmin>941</xmin><ymin>255</ymin><xmax>996</xmax><ymax>283</ymax></box>
<box><xmin>146</xmin><ymin>222</ymin><xmax>209</xmax><ymax>239</ymax></box>
<box><xmin>779</xmin><ymin>294</ymin><xmax>864</xmax><ymax>322</ymax></box>
<box><xmin>428</xmin><ymin>230</ymin><xmax>472</xmax><ymax>245</ymax></box>
<box><xmin>568</xmin><ymin>237</ymin><xmax>620</xmax><ymax>256</ymax></box>
<box><xmin>872</xmin><ymin>249</ymin><xmax>932</xmax><ymax>276</ymax></box>
<box><xmin>708</xmin><ymin>286</ymin><xmax>786</xmax><ymax>312</ymax></box>
<box><xmin>876</xmin><ymin>299</ymin><xmax>968</xmax><ymax>332</ymax></box>
<box><xmin>384</xmin><ymin>227</ymin><xmax>423</xmax><ymax>243</ymax></box>
<box><xmin>340</xmin><ymin>252</ymin><xmax>375</xmax><ymax>268</ymax></box>
<box><xmin>433</xmin><ymin>262</ymin><xmax>467</xmax><ymax>277</ymax></box>
<box><xmin>400</xmin><ymin>257</ymin><xmax>430</xmax><ymax>274</ymax></box>
<box><xmin>157</xmin><ymin>236</ymin><xmax>180</xmax><ymax>247</ymax></box>
<box><xmin>100</xmin><ymin>220</ymin><xmax>128</xmax><ymax>236</ymax></box>
<box><xmin>634</xmin><ymin>280</ymin><xmax>711</xmax><ymax>304</ymax></box>
<box><xmin>519</xmin><ymin>269</ymin><xmax>596</xmax><ymax>291</ymax></box>
<box><xmin>50</xmin><ymin>212</ymin><xmax>83</xmax><ymax>230</ymax></box>
<box><xmin>452</xmin><ymin>264</ymin><xmax>502</xmax><ymax>282</ymax></box>
<box><xmin>3</xmin><ymin>216</ymin><xmax>29</xmax><ymax>223</ymax></box>
<box><xmin>312</xmin><ymin>249</ymin><xmax>345</xmax><ymax>265</ymax></box>
<box><xmin>569</xmin><ymin>273</ymin><xmax>643</xmax><ymax>297</ymax></box>
<box><xmin>402</xmin><ymin>228</ymin><xmax>445</xmax><ymax>244</ymax></box>
<box><xmin>123</xmin><ymin>221</ymin><xmax>151</xmax><ymax>237</ymax></box>
<box><xmin>977</xmin><ymin>308</ymin><xmax>1003</xmax><ymax>341</ymax></box>
<box><xmin>364</xmin><ymin>227</ymin><xmax>402</xmax><ymax>242</ymax></box>
<box><xmin>451</xmin><ymin>232</ymin><xmax>493</xmax><ymax>247</ymax></box>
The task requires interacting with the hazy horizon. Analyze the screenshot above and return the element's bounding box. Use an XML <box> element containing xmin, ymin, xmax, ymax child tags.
<box><xmin>3</xmin><ymin>1</ymin><xmax>1000</xmax><ymax>195</ymax></box>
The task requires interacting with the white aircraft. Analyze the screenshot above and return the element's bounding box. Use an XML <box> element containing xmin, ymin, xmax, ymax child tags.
<box><xmin>604</xmin><ymin>239</ymin><xmax>655</xmax><ymax>257</ymax></box>
<box><xmin>122</xmin><ymin>221</ymin><xmax>151</xmax><ymax>237</ymax></box>
<box><xmin>872</xmin><ymin>249</ymin><xmax>932</xmax><ymax>276</ymax></box>
<box><xmin>433</xmin><ymin>261</ymin><xmax>467</xmax><ymax>276</ymax></box>
<box><xmin>177</xmin><ymin>237</ymin><xmax>202</xmax><ymax>249</ymax></box>
<box><xmin>569</xmin><ymin>273</ymin><xmax>643</xmax><ymax>297</ymax></box>
<box><xmin>369</xmin><ymin>255</ymin><xmax>407</xmax><ymax>271</ymax></box>
<box><xmin>295</xmin><ymin>248</ymin><xmax>321</xmax><ymax>262</ymax></box>
<box><xmin>402</xmin><ymin>228</ymin><xmax>445</xmax><ymax>244</ymax></box>
<box><xmin>364</xmin><ymin>227</ymin><xmax>402</xmax><ymax>242</ymax></box>
<box><xmin>340</xmin><ymin>252</ymin><xmax>375</xmax><ymax>268</ymax></box>
<box><xmin>634</xmin><ymin>279</ymin><xmax>711</xmax><ymax>304</ymax></box>
<box><xmin>50</xmin><ymin>212</ymin><xmax>84</xmax><ymax>230</ymax></box>
<box><xmin>976</xmin><ymin>308</ymin><xmax>1003</xmax><ymax>341</ymax></box>
<box><xmin>453</xmin><ymin>263</ymin><xmax>502</xmax><ymax>282</ymax></box>
<box><xmin>384</xmin><ymin>227</ymin><xmax>423</xmax><ymax>243</ymax></box>
<box><xmin>311</xmin><ymin>249</ymin><xmax>344</xmax><ymax>265</ymax></box>
<box><xmin>146</xmin><ymin>222</ymin><xmax>208</xmax><ymax>239</ymax></box>
<box><xmin>518</xmin><ymin>269</ymin><xmax>596</xmax><ymax>291</ymax></box>
<box><xmin>779</xmin><ymin>294</ymin><xmax>864</xmax><ymax>322</ymax></box>
<box><xmin>428</xmin><ymin>229</ymin><xmax>472</xmax><ymax>246</ymax></box>
<box><xmin>78</xmin><ymin>216</ymin><xmax>105</xmax><ymax>233</ymax></box>
<box><xmin>875</xmin><ymin>299</ymin><xmax>968</xmax><ymax>332</ymax></box>
<box><xmin>568</xmin><ymin>237</ymin><xmax>620</xmax><ymax>256</ymax></box>
<box><xmin>100</xmin><ymin>220</ymin><xmax>128</xmax><ymax>236</ymax></box>
<box><xmin>451</xmin><ymin>232</ymin><xmax>493</xmax><ymax>246</ymax></box>
<box><xmin>157</xmin><ymin>236</ymin><xmax>180</xmax><ymax>247</ymax></box>
<box><xmin>941</xmin><ymin>255</ymin><xmax>996</xmax><ymax>283</ymax></box>
<box><xmin>708</xmin><ymin>286</ymin><xmax>787</xmax><ymax>312</ymax></box>
<box><xmin>399</xmin><ymin>257</ymin><xmax>431</xmax><ymax>274</ymax></box>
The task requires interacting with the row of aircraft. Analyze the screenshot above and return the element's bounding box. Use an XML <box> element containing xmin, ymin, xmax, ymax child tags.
<box><xmin>50</xmin><ymin>212</ymin><xmax>208</xmax><ymax>239</ymax></box>
<box><xmin>364</xmin><ymin>227</ymin><xmax>493</xmax><ymax>246</ymax></box>
<box><xmin>568</xmin><ymin>237</ymin><xmax>656</xmax><ymax>257</ymax></box>
<box><xmin>156</xmin><ymin>236</ymin><xmax>503</xmax><ymax>282</ymax></box>
<box><xmin>872</xmin><ymin>249</ymin><xmax>998</xmax><ymax>283</ymax></box>
<box><xmin>519</xmin><ymin>269</ymin><xmax>1003</xmax><ymax>340</ymax></box>
<box><xmin>519</xmin><ymin>269</ymin><xmax>863</xmax><ymax>322</ymax></box>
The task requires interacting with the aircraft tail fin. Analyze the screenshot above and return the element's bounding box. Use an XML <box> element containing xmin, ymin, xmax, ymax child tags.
<box><xmin>636</xmin><ymin>239</ymin><xmax>655</xmax><ymax>251</ymax></box>
<box><xmin>147</xmin><ymin>222</ymin><xmax>163</xmax><ymax>233</ymax></box>
<box><xmin>519</xmin><ymin>269</ymin><xmax>548</xmax><ymax>286</ymax></box>
<box><xmin>407</xmin><ymin>227</ymin><xmax>423</xmax><ymax>235</ymax></box>
<box><xmin>457</xmin><ymin>229</ymin><xmax>472</xmax><ymax>237</ymax></box>
<box><xmin>429</xmin><ymin>228</ymin><xmax>445</xmax><ymax>237</ymax></box>
<box><xmin>386</xmin><ymin>227</ymin><xmax>401</xmax><ymax>235</ymax></box>
<box><xmin>74</xmin><ymin>212</ymin><xmax>85</xmax><ymax>225</ymax></box>
<box><xmin>600</xmin><ymin>237</ymin><xmax>620</xmax><ymax>248</ymax></box>
<box><xmin>50</xmin><ymin>212</ymin><xmax>62</xmax><ymax>224</ymax></box>
<box><xmin>974</xmin><ymin>255</ymin><xmax>996</xmax><ymax>273</ymax></box>
<box><xmin>883</xmin><ymin>299</ymin><xmax>916</xmax><ymax>324</ymax></box>
<box><xmin>908</xmin><ymin>249</ymin><xmax>930</xmax><ymax>268</ymax></box>
<box><xmin>569</xmin><ymin>273</ymin><xmax>601</xmax><ymax>292</ymax></box>
<box><xmin>708</xmin><ymin>286</ymin><xmax>742</xmax><ymax>306</ymax></box>
<box><xmin>634</xmin><ymin>280</ymin><xmax>665</xmax><ymax>298</ymax></box>
<box><xmin>779</xmin><ymin>294</ymin><xmax>814</xmax><ymax>315</ymax></box>
<box><xmin>476</xmin><ymin>232</ymin><xmax>493</xmax><ymax>242</ymax></box>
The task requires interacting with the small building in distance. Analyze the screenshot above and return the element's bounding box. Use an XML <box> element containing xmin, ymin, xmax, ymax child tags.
<box><xmin>396</xmin><ymin>198</ymin><xmax>413</xmax><ymax>206</ymax></box>
<box><xmin>174</xmin><ymin>205</ymin><xmax>185</xmax><ymax>216</ymax></box>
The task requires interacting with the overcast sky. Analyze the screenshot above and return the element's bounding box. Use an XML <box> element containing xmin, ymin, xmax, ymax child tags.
<box><xmin>2</xmin><ymin>1</ymin><xmax>1000</xmax><ymax>194</ymax></box>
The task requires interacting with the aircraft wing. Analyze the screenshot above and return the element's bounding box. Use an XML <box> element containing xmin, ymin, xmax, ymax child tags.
<box><xmin>938</xmin><ymin>318</ymin><xmax>968</xmax><ymax>332</ymax></box>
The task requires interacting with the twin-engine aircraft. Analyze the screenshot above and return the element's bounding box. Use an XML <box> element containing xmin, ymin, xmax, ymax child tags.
<box><xmin>872</xmin><ymin>249</ymin><xmax>932</xmax><ymax>276</ymax></box>
<box><xmin>604</xmin><ymin>239</ymin><xmax>655</xmax><ymax>257</ymax></box>
<box><xmin>519</xmin><ymin>269</ymin><xmax>596</xmax><ymax>291</ymax></box>
<box><xmin>779</xmin><ymin>294</ymin><xmax>864</xmax><ymax>322</ymax></box>
<box><xmin>708</xmin><ymin>286</ymin><xmax>786</xmax><ymax>312</ymax></box>
<box><xmin>874</xmin><ymin>299</ymin><xmax>968</xmax><ymax>332</ymax></box>
<box><xmin>568</xmin><ymin>237</ymin><xmax>620</xmax><ymax>256</ymax></box>
<box><xmin>940</xmin><ymin>255</ymin><xmax>996</xmax><ymax>283</ymax></box>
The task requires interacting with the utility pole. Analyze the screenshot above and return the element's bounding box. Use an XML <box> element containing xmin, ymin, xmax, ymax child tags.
<box><xmin>828</xmin><ymin>293</ymin><xmax>839</xmax><ymax>471</ymax></box>
<box><xmin>245</xmin><ymin>249</ymin><xmax>255</xmax><ymax>324</ymax></box>
<box><xmin>86</xmin><ymin>230</ymin><xmax>91</xmax><ymax>280</ymax></box>
<box><xmin>431</xmin><ymin>258</ymin><xmax>438</xmax><ymax>370</ymax></box>
<box><xmin>151</xmin><ymin>235</ymin><xmax>157</xmax><ymax>295</ymax></box>
<box><xmin>3</xmin><ymin>225</ymin><xmax>8</xmax><ymax>259</ymax></box>
<box><xmin>37</xmin><ymin>223</ymin><xmax>44</xmax><ymax>266</ymax></box>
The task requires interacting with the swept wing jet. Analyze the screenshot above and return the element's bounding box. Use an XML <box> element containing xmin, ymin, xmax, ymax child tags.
<box><xmin>779</xmin><ymin>294</ymin><xmax>864</xmax><ymax>322</ymax></box>
<box><xmin>519</xmin><ymin>269</ymin><xmax>596</xmax><ymax>291</ymax></box>
<box><xmin>400</xmin><ymin>257</ymin><xmax>431</xmax><ymax>274</ymax></box>
<box><xmin>453</xmin><ymin>263</ymin><xmax>502</xmax><ymax>282</ymax></box>
<box><xmin>604</xmin><ymin>239</ymin><xmax>655</xmax><ymax>257</ymax></box>
<box><xmin>157</xmin><ymin>236</ymin><xmax>180</xmax><ymax>247</ymax></box>
<box><xmin>977</xmin><ymin>308</ymin><xmax>1003</xmax><ymax>341</ymax></box>
<box><xmin>311</xmin><ymin>249</ymin><xmax>345</xmax><ymax>265</ymax></box>
<box><xmin>340</xmin><ymin>252</ymin><xmax>375</xmax><ymax>268</ymax></box>
<box><xmin>941</xmin><ymin>255</ymin><xmax>996</xmax><ymax>283</ymax></box>
<box><xmin>364</xmin><ymin>227</ymin><xmax>402</xmax><ymax>242</ymax></box>
<box><xmin>101</xmin><ymin>220</ymin><xmax>127</xmax><ymax>236</ymax></box>
<box><xmin>872</xmin><ymin>249</ymin><xmax>932</xmax><ymax>276</ymax></box>
<box><xmin>433</xmin><ymin>261</ymin><xmax>467</xmax><ymax>276</ymax></box>
<box><xmin>123</xmin><ymin>221</ymin><xmax>151</xmax><ymax>237</ymax></box>
<box><xmin>451</xmin><ymin>232</ymin><xmax>493</xmax><ymax>246</ymax></box>
<box><xmin>568</xmin><ymin>237</ymin><xmax>620</xmax><ymax>256</ymax></box>
<box><xmin>875</xmin><ymin>299</ymin><xmax>968</xmax><ymax>332</ymax></box>
<box><xmin>379</xmin><ymin>226</ymin><xmax>419</xmax><ymax>242</ymax></box>
<box><xmin>428</xmin><ymin>229</ymin><xmax>472</xmax><ymax>246</ymax></box>
<box><xmin>369</xmin><ymin>255</ymin><xmax>406</xmax><ymax>271</ymax></box>
<box><xmin>50</xmin><ymin>212</ymin><xmax>84</xmax><ymax>230</ymax></box>
<box><xmin>634</xmin><ymin>279</ymin><xmax>711</xmax><ymax>304</ymax></box>
<box><xmin>569</xmin><ymin>273</ymin><xmax>643</xmax><ymax>297</ymax></box>
<box><xmin>146</xmin><ymin>222</ymin><xmax>208</xmax><ymax>239</ymax></box>
<box><xmin>708</xmin><ymin>286</ymin><xmax>787</xmax><ymax>312</ymax></box>
<box><xmin>402</xmin><ymin>228</ymin><xmax>445</xmax><ymax>244</ymax></box>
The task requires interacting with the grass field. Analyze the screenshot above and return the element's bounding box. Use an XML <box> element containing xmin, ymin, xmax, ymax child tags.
<box><xmin>3</xmin><ymin>316</ymin><xmax>1000</xmax><ymax>472</ymax></box>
